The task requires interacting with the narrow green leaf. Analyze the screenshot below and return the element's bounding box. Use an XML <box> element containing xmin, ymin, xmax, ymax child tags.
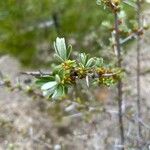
<box><xmin>52</xmin><ymin>85</ymin><xmax>63</xmax><ymax>99</ymax></box>
<box><xmin>35</xmin><ymin>76</ymin><xmax>55</xmax><ymax>86</ymax></box>
<box><xmin>67</xmin><ymin>45</ymin><xmax>72</xmax><ymax>59</ymax></box>
<box><xmin>54</xmin><ymin>54</ymin><xmax>65</xmax><ymax>62</ymax></box>
<box><xmin>41</xmin><ymin>81</ymin><xmax>57</xmax><ymax>90</ymax></box>
<box><xmin>85</xmin><ymin>58</ymin><xmax>95</xmax><ymax>67</ymax></box>
<box><xmin>54</xmin><ymin>37</ymin><xmax>67</xmax><ymax>61</ymax></box>
<box><xmin>55</xmin><ymin>74</ymin><xmax>61</xmax><ymax>84</ymax></box>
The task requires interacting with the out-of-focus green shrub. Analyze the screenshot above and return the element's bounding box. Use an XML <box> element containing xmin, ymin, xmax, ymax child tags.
<box><xmin>0</xmin><ymin>0</ymin><xmax>135</xmax><ymax>66</ymax></box>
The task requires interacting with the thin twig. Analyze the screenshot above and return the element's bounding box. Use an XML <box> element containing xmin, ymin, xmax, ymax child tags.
<box><xmin>139</xmin><ymin>119</ymin><xmax>150</xmax><ymax>130</ymax></box>
<box><xmin>136</xmin><ymin>0</ymin><xmax>142</xmax><ymax>145</ymax></box>
<box><xmin>123</xmin><ymin>0</ymin><xmax>137</xmax><ymax>10</ymax></box>
<box><xmin>21</xmin><ymin>70</ymin><xmax>120</xmax><ymax>76</ymax></box>
<box><xmin>20</xmin><ymin>71</ymin><xmax>51</xmax><ymax>77</ymax></box>
<box><xmin>120</xmin><ymin>29</ymin><xmax>143</xmax><ymax>45</ymax></box>
<box><xmin>114</xmin><ymin>12</ymin><xmax>125</xmax><ymax>150</ymax></box>
<box><xmin>125</xmin><ymin>115</ymin><xmax>150</xmax><ymax>130</ymax></box>
<box><xmin>0</xmin><ymin>78</ymin><xmax>44</xmax><ymax>98</ymax></box>
<box><xmin>101</xmin><ymin>71</ymin><xmax>121</xmax><ymax>77</ymax></box>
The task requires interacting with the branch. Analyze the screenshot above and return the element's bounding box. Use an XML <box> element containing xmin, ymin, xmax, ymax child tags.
<box><xmin>20</xmin><ymin>69</ymin><xmax>121</xmax><ymax>79</ymax></box>
<box><xmin>120</xmin><ymin>29</ymin><xmax>143</xmax><ymax>45</ymax></box>
<box><xmin>114</xmin><ymin>11</ymin><xmax>125</xmax><ymax>149</ymax></box>
<box><xmin>136</xmin><ymin>0</ymin><xmax>143</xmax><ymax>142</ymax></box>
<box><xmin>123</xmin><ymin>0</ymin><xmax>137</xmax><ymax>10</ymax></box>
<box><xmin>101</xmin><ymin>71</ymin><xmax>121</xmax><ymax>77</ymax></box>
<box><xmin>0</xmin><ymin>78</ymin><xmax>44</xmax><ymax>98</ymax></box>
<box><xmin>20</xmin><ymin>71</ymin><xmax>51</xmax><ymax>77</ymax></box>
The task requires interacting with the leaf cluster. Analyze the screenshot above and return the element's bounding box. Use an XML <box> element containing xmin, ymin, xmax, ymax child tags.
<box><xmin>97</xmin><ymin>0</ymin><xmax>121</xmax><ymax>12</ymax></box>
<box><xmin>36</xmin><ymin>37</ymin><xmax>122</xmax><ymax>99</ymax></box>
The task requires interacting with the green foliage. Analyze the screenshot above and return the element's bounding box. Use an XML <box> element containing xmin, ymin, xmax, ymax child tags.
<box><xmin>36</xmin><ymin>37</ymin><xmax>121</xmax><ymax>99</ymax></box>
<box><xmin>0</xmin><ymin>0</ymin><xmax>105</xmax><ymax>65</ymax></box>
<box><xmin>0</xmin><ymin>0</ymin><xmax>138</xmax><ymax>66</ymax></box>
<box><xmin>54</xmin><ymin>37</ymin><xmax>72</xmax><ymax>62</ymax></box>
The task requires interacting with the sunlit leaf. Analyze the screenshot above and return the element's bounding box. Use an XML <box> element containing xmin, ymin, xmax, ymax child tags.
<box><xmin>54</xmin><ymin>37</ymin><xmax>67</xmax><ymax>61</ymax></box>
<box><xmin>41</xmin><ymin>81</ymin><xmax>57</xmax><ymax>90</ymax></box>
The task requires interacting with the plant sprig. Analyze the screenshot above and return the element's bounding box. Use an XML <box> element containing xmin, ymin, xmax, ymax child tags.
<box><xmin>36</xmin><ymin>37</ymin><xmax>122</xmax><ymax>99</ymax></box>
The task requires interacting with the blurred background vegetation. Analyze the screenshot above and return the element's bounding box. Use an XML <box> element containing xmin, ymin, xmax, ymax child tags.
<box><xmin>0</xmin><ymin>0</ymin><xmax>139</xmax><ymax>67</ymax></box>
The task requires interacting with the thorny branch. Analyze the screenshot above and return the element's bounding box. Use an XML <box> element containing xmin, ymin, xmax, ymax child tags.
<box><xmin>20</xmin><ymin>71</ymin><xmax>52</xmax><ymax>77</ymax></box>
<box><xmin>114</xmin><ymin>11</ymin><xmax>125</xmax><ymax>150</ymax></box>
<box><xmin>136</xmin><ymin>0</ymin><xmax>143</xmax><ymax>145</ymax></box>
<box><xmin>20</xmin><ymin>70</ymin><xmax>121</xmax><ymax>78</ymax></box>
